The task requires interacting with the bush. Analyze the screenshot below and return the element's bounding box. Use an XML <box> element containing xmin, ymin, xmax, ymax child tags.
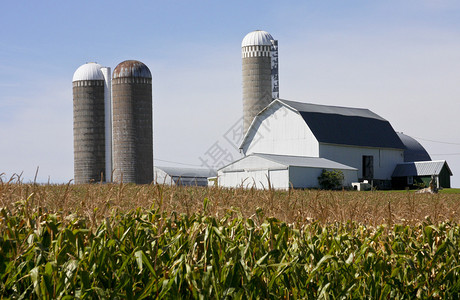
<box><xmin>318</xmin><ymin>169</ymin><xmax>344</xmax><ymax>190</ymax></box>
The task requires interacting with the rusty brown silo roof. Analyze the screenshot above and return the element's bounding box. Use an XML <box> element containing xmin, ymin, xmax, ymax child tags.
<box><xmin>112</xmin><ymin>60</ymin><xmax>151</xmax><ymax>79</ymax></box>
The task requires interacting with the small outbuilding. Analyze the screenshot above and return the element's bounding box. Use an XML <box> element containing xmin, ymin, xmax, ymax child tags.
<box><xmin>154</xmin><ymin>166</ymin><xmax>216</xmax><ymax>187</ymax></box>
<box><xmin>392</xmin><ymin>160</ymin><xmax>453</xmax><ymax>189</ymax></box>
<box><xmin>217</xmin><ymin>153</ymin><xmax>358</xmax><ymax>190</ymax></box>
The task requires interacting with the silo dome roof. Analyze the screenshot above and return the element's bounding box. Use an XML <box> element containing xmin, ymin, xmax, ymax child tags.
<box><xmin>72</xmin><ymin>62</ymin><xmax>104</xmax><ymax>82</ymax></box>
<box><xmin>242</xmin><ymin>30</ymin><xmax>274</xmax><ymax>47</ymax></box>
<box><xmin>113</xmin><ymin>60</ymin><xmax>152</xmax><ymax>79</ymax></box>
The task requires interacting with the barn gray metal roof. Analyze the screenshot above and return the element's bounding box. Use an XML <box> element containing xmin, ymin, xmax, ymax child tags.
<box><xmin>281</xmin><ymin>99</ymin><xmax>386</xmax><ymax>120</ymax></box>
<box><xmin>155</xmin><ymin>166</ymin><xmax>216</xmax><ymax>178</ymax></box>
<box><xmin>396</xmin><ymin>132</ymin><xmax>431</xmax><ymax>162</ymax></box>
<box><xmin>252</xmin><ymin>153</ymin><xmax>357</xmax><ymax>170</ymax></box>
<box><xmin>392</xmin><ymin>160</ymin><xmax>452</xmax><ymax>177</ymax></box>
<box><xmin>278</xmin><ymin>99</ymin><xmax>405</xmax><ymax>149</ymax></box>
<box><xmin>154</xmin><ymin>166</ymin><xmax>216</xmax><ymax>186</ymax></box>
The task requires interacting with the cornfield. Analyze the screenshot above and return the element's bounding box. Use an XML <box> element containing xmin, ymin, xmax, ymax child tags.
<box><xmin>2</xmin><ymin>177</ymin><xmax>460</xmax><ymax>298</ymax></box>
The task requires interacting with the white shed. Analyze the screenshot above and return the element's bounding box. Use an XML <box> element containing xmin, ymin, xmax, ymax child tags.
<box><xmin>217</xmin><ymin>153</ymin><xmax>358</xmax><ymax>190</ymax></box>
<box><xmin>154</xmin><ymin>166</ymin><xmax>216</xmax><ymax>186</ymax></box>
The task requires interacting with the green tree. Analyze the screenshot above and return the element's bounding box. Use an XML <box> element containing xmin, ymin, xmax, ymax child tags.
<box><xmin>318</xmin><ymin>169</ymin><xmax>344</xmax><ymax>190</ymax></box>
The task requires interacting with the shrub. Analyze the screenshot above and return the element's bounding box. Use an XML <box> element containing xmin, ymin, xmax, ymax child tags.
<box><xmin>318</xmin><ymin>169</ymin><xmax>344</xmax><ymax>190</ymax></box>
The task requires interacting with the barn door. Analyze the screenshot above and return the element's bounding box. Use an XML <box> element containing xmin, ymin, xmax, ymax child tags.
<box><xmin>362</xmin><ymin>155</ymin><xmax>374</xmax><ymax>180</ymax></box>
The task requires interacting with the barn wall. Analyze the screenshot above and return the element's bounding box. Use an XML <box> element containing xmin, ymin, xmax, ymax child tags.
<box><xmin>242</xmin><ymin>103</ymin><xmax>319</xmax><ymax>157</ymax></box>
<box><xmin>218</xmin><ymin>169</ymin><xmax>289</xmax><ymax>190</ymax></box>
<box><xmin>319</xmin><ymin>144</ymin><xmax>403</xmax><ymax>180</ymax></box>
<box><xmin>288</xmin><ymin>167</ymin><xmax>322</xmax><ymax>188</ymax></box>
<box><xmin>154</xmin><ymin>168</ymin><xmax>174</xmax><ymax>185</ymax></box>
<box><xmin>269</xmin><ymin>169</ymin><xmax>290</xmax><ymax>189</ymax></box>
<box><xmin>341</xmin><ymin>169</ymin><xmax>360</xmax><ymax>186</ymax></box>
<box><xmin>289</xmin><ymin>167</ymin><xmax>358</xmax><ymax>188</ymax></box>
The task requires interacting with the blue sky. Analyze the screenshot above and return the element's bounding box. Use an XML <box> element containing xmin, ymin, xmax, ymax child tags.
<box><xmin>1</xmin><ymin>1</ymin><xmax>460</xmax><ymax>187</ymax></box>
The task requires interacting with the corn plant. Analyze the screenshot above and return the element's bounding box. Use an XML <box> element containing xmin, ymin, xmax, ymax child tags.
<box><xmin>2</xmin><ymin>195</ymin><xmax>460</xmax><ymax>299</ymax></box>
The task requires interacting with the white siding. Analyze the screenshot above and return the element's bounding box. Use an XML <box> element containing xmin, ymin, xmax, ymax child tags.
<box><xmin>154</xmin><ymin>167</ymin><xmax>174</xmax><ymax>185</ymax></box>
<box><xmin>218</xmin><ymin>169</ymin><xmax>289</xmax><ymax>190</ymax></box>
<box><xmin>289</xmin><ymin>166</ymin><xmax>322</xmax><ymax>188</ymax></box>
<box><xmin>219</xmin><ymin>165</ymin><xmax>358</xmax><ymax>190</ymax></box>
<box><xmin>241</xmin><ymin>102</ymin><xmax>319</xmax><ymax>157</ymax></box>
<box><xmin>289</xmin><ymin>166</ymin><xmax>358</xmax><ymax>188</ymax></box>
<box><xmin>269</xmin><ymin>169</ymin><xmax>290</xmax><ymax>189</ymax></box>
<box><xmin>340</xmin><ymin>169</ymin><xmax>360</xmax><ymax>186</ymax></box>
<box><xmin>217</xmin><ymin>154</ymin><xmax>358</xmax><ymax>190</ymax></box>
<box><xmin>319</xmin><ymin>144</ymin><xmax>404</xmax><ymax>180</ymax></box>
<box><xmin>218</xmin><ymin>155</ymin><xmax>289</xmax><ymax>189</ymax></box>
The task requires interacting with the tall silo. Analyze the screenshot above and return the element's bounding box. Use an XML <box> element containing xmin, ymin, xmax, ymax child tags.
<box><xmin>112</xmin><ymin>60</ymin><xmax>153</xmax><ymax>184</ymax></box>
<box><xmin>72</xmin><ymin>62</ymin><xmax>107</xmax><ymax>183</ymax></box>
<box><xmin>242</xmin><ymin>30</ymin><xmax>279</xmax><ymax>133</ymax></box>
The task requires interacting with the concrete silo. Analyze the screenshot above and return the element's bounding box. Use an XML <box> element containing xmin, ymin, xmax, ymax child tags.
<box><xmin>112</xmin><ymin>60</ymin><xmax>153</xmax><ymax>184</ymax></box>
<box><xmin>72</xmin><ymin>63</ymin><xmax>108</xmax><ymax>183</ymax></box>
<box><xmin>242</xmin><ymin>30</ymin><xmax>279</xmax><ymax>133</ymax></box>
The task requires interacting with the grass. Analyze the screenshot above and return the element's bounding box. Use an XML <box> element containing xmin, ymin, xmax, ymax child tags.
<box><xmin>439</xmin><ymin>188</ymin><xmax>460</xmax><ymax>194</ymax></box>
<box><xmin>2</xmin><ymin>175</ymin><xmax>460</xmax><ymax>298</ymax></box>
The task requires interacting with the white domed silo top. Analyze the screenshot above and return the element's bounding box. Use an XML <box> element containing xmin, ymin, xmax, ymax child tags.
<box><xmin>73</xmin><ymin>62</ymin><xmax>104</xmax><ymax>82</ymax></box>
<box><xmin>241</xmin><ymin>30</ymin><xmax>274</xmax><ymax>47</ymax></box>
<box><xmin>242</xmin><ymin>30</ymin><xmax>275</xmax><ymax>58</ymax></box>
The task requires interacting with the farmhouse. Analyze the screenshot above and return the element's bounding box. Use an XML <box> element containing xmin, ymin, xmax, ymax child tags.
<box><xmin>218</xmin><ymin>99</ymin><xmax>451</xmax><ymax>190</ymax></box>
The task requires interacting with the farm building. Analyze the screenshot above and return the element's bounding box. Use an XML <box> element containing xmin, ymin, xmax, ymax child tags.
<box><xmin>154</xmin><ymin>166</ymin><xmax>216</xmax><ymax>186</ymax></box>
<box><xmin>392</xmin><ymin>160</ymin><xmax>453</xmax><ymax>189</ymax></box>
<box><xmin>217</xmin><ymin>98</ymin><xmax>450</xmax><ymax>190</ymax></box>
<box><xmin>217</xmin><ymin>153</ymin><xmax>358</xmax><ymax>189</ymax></box>
<box><xmin>215</xmin><ymin>30</ymin><xmax>452</xmax><ymax>190</ymax></box>
<box><xmin>237</xmin><ymin>99</ymin><xmax>406</xmax><ymax>189</ymax></box>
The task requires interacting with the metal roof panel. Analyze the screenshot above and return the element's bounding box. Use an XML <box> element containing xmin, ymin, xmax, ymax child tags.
<box><xmin>252</xmin><ymin>153</ymin><xmax>358</xmax><ymax>170</ymax></box>
<box><xmin>280</xmin><ymin>99</ymin><xmax>385</xmax><ymax>120</ymax></box>
<box><xmin>154</xmin><ymin>166</ymin><xmax>216</xmax><ymax>178</ymax></box>
<box><xmin>392</xmin><ymin>160</ymin><xmax>452</xmax><ymax>177</ymax></box>
<box><xmin>278</xmin><ymin>99</ymin><xmax>405</xmax><ymax>149</ymax></box>
<box><xmin>396</xmin><ymin>132</ymin><xmax>431</xmax><ymax>162</ymax></box>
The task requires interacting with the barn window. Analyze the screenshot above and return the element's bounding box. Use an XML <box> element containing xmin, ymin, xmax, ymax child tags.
<box><xmin>362</xmin><ymin>156</ymin><xmax>374</xmax><ymax>179</ymax></box>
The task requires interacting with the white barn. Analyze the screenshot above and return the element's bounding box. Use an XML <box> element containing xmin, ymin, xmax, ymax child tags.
<box><xmin>218</xmin><ymin>99</ymin><xmax>408</xmax><ymax>189</ymax></box>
